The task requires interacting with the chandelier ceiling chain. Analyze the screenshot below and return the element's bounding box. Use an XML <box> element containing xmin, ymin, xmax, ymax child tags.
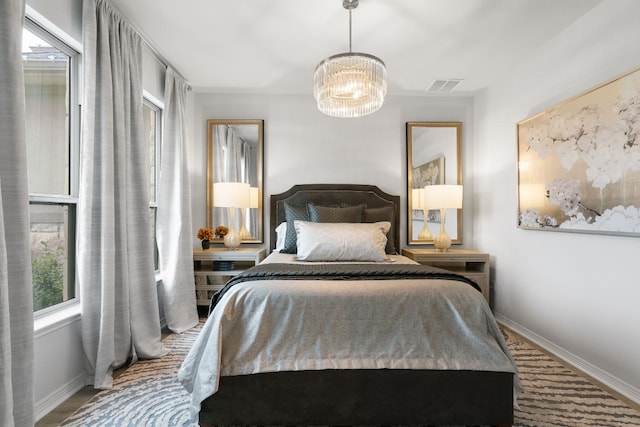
<box><xmin>347</xmin><ymin>0</ymin><xmax>353</xmax><ymax>52</ymax></box>
<box><xmin>313</xmin><ymin>0</ymin><xmax>388</xmax><ymax>118</ymax></box>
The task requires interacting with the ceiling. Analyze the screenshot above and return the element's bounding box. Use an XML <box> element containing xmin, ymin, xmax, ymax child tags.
<box><xmin>109</xmin><ymin>0</ymin><xmax>601</xmax><ymax>96</ymax></box>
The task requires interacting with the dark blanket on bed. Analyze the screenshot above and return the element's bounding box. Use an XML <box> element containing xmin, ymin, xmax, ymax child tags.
<box><xmin>209</xmin><ymin>262</ymin><xmax>481</xmax><ymax>314</ymax></box>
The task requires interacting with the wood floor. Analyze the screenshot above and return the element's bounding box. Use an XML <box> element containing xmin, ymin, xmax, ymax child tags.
<box><xmin>35</xmin><ymin>385</ymin><xmax>101</xmax><ymax>427</ymax></box>
<box><xmin>35</xmin><ymin>367</ymin><xmax>126</xmax><ymax>427</ymax></box>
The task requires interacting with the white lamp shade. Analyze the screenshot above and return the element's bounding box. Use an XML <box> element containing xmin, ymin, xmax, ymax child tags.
<box><xmin>249</xmin><ymin>187</ymin><xmax>259</xmax><ymax>208</ymax></box>
<box><xmin>213</xmin><ymin>182</ymin><xmax>250</xmax><ymax>208</ymax></box>
<box><xmin>424</xmin><ymin>185</ymin><xmax>463</xmax><ymax>209</ymax></box>
<box><xmin>412</xmin><ymin>188</ymin><xmax>426</xmax><ymax>210</ymax></box>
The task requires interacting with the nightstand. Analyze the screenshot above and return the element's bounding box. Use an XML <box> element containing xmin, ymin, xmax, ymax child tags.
<box><xmin>193</xmin><ymin>247</ymin><xmax>266</xmax><ymax>306</ymax></box>
<box><xmin>401</xmin><ymin>248</ymin><xmax>490</xmax><ymax>304</ymax></box>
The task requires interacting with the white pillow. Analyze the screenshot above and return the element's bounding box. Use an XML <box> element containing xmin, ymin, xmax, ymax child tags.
<box><xmin>294</xmin><ymin>220</ymin><xmax>390</xmax><ymax>262</ymax></box>
<box><xmin>275</xmin><ymin>222</ymin><xmax>287</xmax><ymax>251</ymax></box>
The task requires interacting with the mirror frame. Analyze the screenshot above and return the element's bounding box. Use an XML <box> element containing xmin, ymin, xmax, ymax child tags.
<box><xmin>206</xmin><ymin>119</ymin><xmax>264</xmax><ymax>243</ymax></box>
<box><xmin>406</xmin><ymin>122</ymin><xmax>463</xmax><ymax>246</ymax></box>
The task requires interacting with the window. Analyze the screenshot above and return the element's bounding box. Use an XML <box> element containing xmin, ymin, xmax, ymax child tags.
<box><xmin>143</xmin><ymin>98</ymin><xmax>161</xmax><ymax>270</ymax></box>
<box><xmin>23</xmin><ymin>20</ymin><xmax>79</xmax><ymax>313</ymax></box>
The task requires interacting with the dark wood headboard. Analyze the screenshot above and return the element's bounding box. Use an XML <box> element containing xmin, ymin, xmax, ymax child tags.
<box><xmin>270</xmin><ymin>184</ymin><xmax>400</xmax><ymax>252</ymax></box>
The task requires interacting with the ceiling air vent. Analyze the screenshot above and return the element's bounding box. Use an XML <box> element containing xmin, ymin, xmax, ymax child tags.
<box><xmin>426</xmin><ymin>79</ymin><xmax>464</xmax><ymax>93</ymax></box>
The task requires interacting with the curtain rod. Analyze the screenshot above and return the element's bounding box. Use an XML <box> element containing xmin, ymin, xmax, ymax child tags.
<box><xmin>144</xmin><ymin>42</ymin><xmax>191</xmax><ymax>91</ymax></box>
<box><xmin>105</xmin><ymin>0</ymin><xmax>191</xmax><ymax>90</ymax></box>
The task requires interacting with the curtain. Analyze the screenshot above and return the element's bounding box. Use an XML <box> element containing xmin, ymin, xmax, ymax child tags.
<box><xmin>213</xmin><ymin>125</ymin><xmax>244</xmax><ymax>182</ymax></box>
<box><xmin>156</xmin><ymin>68</ymin><xmax>198</xmax><ymax>333</ymax></box>
<box><xmin>78</xmin><ymin>0</ymin><xmax>166</xmax><ymax>389</ymax></box>
<box><xmin>0</xmin><ymin>0</ymin><xmax>35</xmax><ymax>425</ymax></box>
<box><xmin>242</xmin><ymin>143</ymin><xmax>258</xmax><ymax>235</ymax></box>
<box><xmin>212</xmin><ymin>126</ymin><xmax>250</xmax><ymax>230</ymax></box>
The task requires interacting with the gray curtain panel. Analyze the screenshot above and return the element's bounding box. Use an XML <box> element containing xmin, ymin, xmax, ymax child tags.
<box><xmin>78</xmin><ymin>0</ymin><xmax>167</xmax><ymax>389</ymax></box>
<box><xmin>157</xmin><ymin>68</ymin><xmax>199</xmax><ymax>333</ymax></box>
<box><xmin>0</xmin><ymin>0</ymin><xmax>36</xmax><ymax>425</ymax></box>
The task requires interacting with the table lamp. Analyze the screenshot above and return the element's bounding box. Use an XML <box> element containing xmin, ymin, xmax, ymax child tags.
<box><xmin>213</xmin><ymin>182</ymin><xmax>250</xmax><ymax>249</ymax></box>
<box><xmin>412</xmin><ymin>187</ymin><xmax>432</xmax><ymax>240</ymax></box>
<box><xmin>239</xmin><ymin>186</ymin><xmax>259</xmax><ymax>239</ymax></box>
<box><xmin>423</xmin><ymin>184</ymin><xmax>463</xmax><ymax>251</ymax></box>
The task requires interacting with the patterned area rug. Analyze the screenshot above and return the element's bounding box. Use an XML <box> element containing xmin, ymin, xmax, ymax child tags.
<box><xmin>505</xmin><ymin>329</ymin><xmax>640</xmax><ymax>426</ymax></box>
<box><xmin>61</xmin><ymin>321</ymin><xmax>640</xmax><ymax>427</ymax></box>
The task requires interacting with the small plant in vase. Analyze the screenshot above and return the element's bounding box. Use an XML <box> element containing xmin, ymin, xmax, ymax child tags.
<box><xmin>214</xmin><ymin>226</ymin><xmax>228</xmax><ymax>239</ymax></box>
<box><xmin>197</xmin><ymin>227</ymin><xmax>214</xmax><ymax>249</ymax></box>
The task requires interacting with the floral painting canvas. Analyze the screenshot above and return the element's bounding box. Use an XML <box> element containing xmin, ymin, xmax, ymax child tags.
<box><xmin>517</xmin><ymin>66</ymin><xmax>640</xmax><ymax>236</ymax></box>
<box><xmin>413</xmin><ymin>155</ymin><xmax>445</xmax><ymax>188</ymax></box>
<box><xmin>412</xmin><ymin>156</ymin><xmax>445</xmax><ymax>223</ymax></box>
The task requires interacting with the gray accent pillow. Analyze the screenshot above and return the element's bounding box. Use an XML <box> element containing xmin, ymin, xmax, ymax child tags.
<box><xmin>307</xmin><ymin>203</ymin><xmax>365</xmax><ymax>223</ymax></box>
<box><xmin>281</xmin><ymin>202</ymin><xmax>309</xmax><ymax>254</ymax></box>
<box><xmin>363</xmin><ymin>206</ymin><xmax>397</xmax><ymax>254</ymax></box>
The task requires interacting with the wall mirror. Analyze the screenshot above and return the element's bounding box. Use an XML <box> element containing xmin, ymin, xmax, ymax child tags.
<box><xmin>207</xmin><ymin>119</ymin><xmax>264</xmax><ymax>243</ymax></box>
<box><xmin>406</xmin><ymin>122</ymin><xmax>462</xmax><ymax>245</ymax></box>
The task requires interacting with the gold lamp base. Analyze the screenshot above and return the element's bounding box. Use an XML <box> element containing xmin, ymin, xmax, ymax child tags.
<box><xmin>224</xmin><ymin>207</ymin><xmax>241</xmax><ymax>250</ymax></box>
<box><xmin>433</xmin><ymin>208</ymin><xmax>451</xmax><ymax>251</ymax></box>
<box><xmin>238</xmin><ymin>207</ymin><xmax>251</xmax><ymax>239</ymax></box>
<box><xmin>418</xmin><ymin>208</ymin><xmax>432</xmax><ymax>240</ymax></box>
<box><xmin>223</xmin><ymin>231</ymin><xmax>241</xmax><ymax>249</ymax></box>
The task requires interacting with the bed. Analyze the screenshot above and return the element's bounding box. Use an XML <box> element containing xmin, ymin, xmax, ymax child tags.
<box><xmin>179</xmin><ymin>184</ymin><xmax>519</xmax><ymax>426</ymax></box>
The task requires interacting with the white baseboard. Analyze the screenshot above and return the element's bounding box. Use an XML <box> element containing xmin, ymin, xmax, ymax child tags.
<box><xmin>495</xmin><ymin>313</ymin><xmax>640</xmax><ymax>405</ymax></box>
<box><xmin>35</xmin><ymin>372</ymin><xmax>86</xmax><ymax>422</ymax></box>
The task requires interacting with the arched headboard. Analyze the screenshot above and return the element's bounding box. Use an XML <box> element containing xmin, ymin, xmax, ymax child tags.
<box><xmin>270</xmin><ymin>184</ymin><xmax>400</xmax><ymax>253</ymax></box>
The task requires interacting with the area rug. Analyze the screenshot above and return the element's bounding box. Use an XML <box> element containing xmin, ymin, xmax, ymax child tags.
<box><xmin>61</xmin><ymin>321</ymin><xmax>640</xmax><ymax>427</ymax></box>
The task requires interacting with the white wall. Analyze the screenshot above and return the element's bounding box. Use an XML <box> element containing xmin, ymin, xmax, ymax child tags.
<box><xmin>142</xmin><ymin>48</ymin><xmax>166</xmax><ymax>103</ymax></box>
<box><xmin>473</xmin><ymin>0</ymin><xmax>640</xmax><ymax>401</ymax></box>
<box><xmin>26</xmin><ymin>0</ymin><xmax>82</xmax><ymax>43</ymax></box>
<box><xmin>190</xmin><ymin>93</ymin><xmax>474</xmax><ymax>250</ymax></box>
<box><xmin>33</xmin><ymin>315</ymin><xmax>85</xmax><ymax>421</ymax></box>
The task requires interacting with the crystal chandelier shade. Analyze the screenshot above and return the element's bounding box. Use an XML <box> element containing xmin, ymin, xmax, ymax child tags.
<box><xmin>314</xmin><ymin>52</ymin><xmax>387</xmax><ymax>118</ymax></box>
<box><xmin>313</xmin><ymin>0</ymin><xmax>387</xmax><ymax>118</ymax></box>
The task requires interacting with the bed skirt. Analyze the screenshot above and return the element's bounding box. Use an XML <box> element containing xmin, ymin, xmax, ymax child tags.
<box><xmin>199</xmin><ymin>369</ymin><xmax>514</xmax><ymax>426</ymax></box>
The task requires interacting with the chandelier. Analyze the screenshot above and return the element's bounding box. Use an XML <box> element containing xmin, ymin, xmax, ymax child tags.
<box><xmin>313</xmin><ymin>0</ymin><xmax>387</xmax><ymax>118</ymax></box>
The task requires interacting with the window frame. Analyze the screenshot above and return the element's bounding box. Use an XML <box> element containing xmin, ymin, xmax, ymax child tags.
<box><xmin>143</xmin><ymin>93</ymin><xmax>163</xmax><ymax>271</ymax></box>
<box><xmin>24</xmin><ymin>16</ymin><xmax>82</xmax><ymax>318</ymax></box>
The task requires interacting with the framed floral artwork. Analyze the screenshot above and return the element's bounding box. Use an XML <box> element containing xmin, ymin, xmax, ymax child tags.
<box><xmin>412</xmin><ymin>156</ymin><xmax>445</xmax><ymax>223</ymax></box>
<box><xmin>517</xmin><ymin>65</ymin><xmax>640</xmax><ymax>236</ymax></box>
<box><xmin>413</xmin><ymin>155</ymin><xmax>445</xmax><ymax>188</ymax></box>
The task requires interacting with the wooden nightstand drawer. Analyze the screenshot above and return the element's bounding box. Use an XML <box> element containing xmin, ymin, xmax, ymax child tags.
<box><xmin>402</xmin><ymin>248</ymin><xmax>490</xmax><ymax>305</ymax></box>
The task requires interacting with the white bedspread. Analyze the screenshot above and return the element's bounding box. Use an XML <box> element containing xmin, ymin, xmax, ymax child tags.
<box><xmin>178</xmin><ymin>253</ymin><xmax>519</xmax><ymax>419</ymax></box>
